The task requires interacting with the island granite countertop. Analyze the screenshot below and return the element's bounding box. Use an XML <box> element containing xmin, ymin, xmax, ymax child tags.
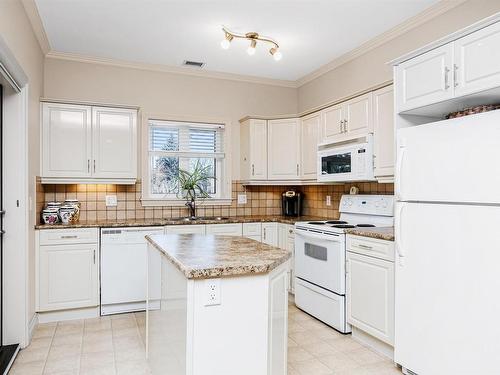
<box><xmin>35</xmin><ymin>215</ymin><xmax>324</xmax><ymax>230</ymax></box>
<box><xmin>146</xmin><ymin>234</ymin><xmax>291</xmax><ymax>279</ymax></box>
<box><xmin>345</xmin><ymin>227</ymin><xmax>395</xmax><ymax>241</ymax></box>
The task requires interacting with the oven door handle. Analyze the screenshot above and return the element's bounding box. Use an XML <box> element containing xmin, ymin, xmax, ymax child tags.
<box><xmin>295</xmin><ymin>229</ymin><xmax>341</xmax><ymax>242</ymax></box>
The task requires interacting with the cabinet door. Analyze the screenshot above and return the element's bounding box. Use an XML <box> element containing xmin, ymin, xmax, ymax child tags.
<box><xmin>320</xmin><ymin>104</ymin><xmax>343</xmax><ymax>143</ymax></box>
<box><xmin>301</xmin><ymin>114</ymin><xmax>320</xmax><ymax>180</ymax></box>
<box><xmin>267</xmin><ymin>119</ymin><xmax>300</xmax><ymax>180</ymax></box>
<box><xmin>268</xmin><ymin>268</ymin><xmax>288</xmax><ymax>375</ymax></box>
<box><xmin>396</xmin><ymin>44</ymin><xmax>454</xmax><ymax>112</ymax></box>
<box><xmin>262</xmin><ymin>223</ymin><xmax>278</xmax><ymax>247</ymax></box>
<box><xmin>249</xmin><ymin>120</ymin><xmax>268</xmax><ymax>180</ymax></box>
<box><xmin>454</xmin><ymin>22</ymin><xmax>500</xmax><ymax>97</ymax></box>
<box><xmin>38</xmin><ymin>244</ymin><xmax>98</xmax><ymax>311</ymax></box>
<box><xmin>92</xmin><ymin>107</ymin><xmax>137</xmax><ymax>179</ymax></box>
<box><xmin>42</xmin><ymin>103</ymin><xmax>92</xmax><ymax>178</ymax></box>
<box><xmin>373</xmin><ymin>86</ymin><xmax>395</xmax><ymax>179</ymax></box>
<box><xmin>346</xmin><ymin>252</ymin><xmax>394</xmax><ymax>345</ymax></box>
<box><xmin>344</xmin><ymin>92</ymin><xmax>373</xmax><ymax>137</ymax></box>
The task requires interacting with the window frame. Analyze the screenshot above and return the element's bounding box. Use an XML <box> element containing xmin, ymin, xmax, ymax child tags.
<box><xmin>141</xmin><ymin>114</ymin><xmax>232</xmax><ymax>206</ymax></box>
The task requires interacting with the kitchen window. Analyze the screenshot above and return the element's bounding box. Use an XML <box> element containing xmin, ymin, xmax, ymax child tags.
<box><xmin>143</xmin><ymin>119</ymin><xmax>231</xmax><ymax>205</ymax></box>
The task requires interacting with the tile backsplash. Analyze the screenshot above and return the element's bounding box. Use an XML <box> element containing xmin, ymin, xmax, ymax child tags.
<box><xmin>36</xmin><ymin>178</ymin><xmax>393</xmax><ymax>224</ymax></box>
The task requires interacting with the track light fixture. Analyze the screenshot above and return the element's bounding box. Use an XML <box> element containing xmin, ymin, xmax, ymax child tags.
<box><xmin>220</xmin><ymin>26</ymin><xmax>282</xmax><ymax>61</ymax></box>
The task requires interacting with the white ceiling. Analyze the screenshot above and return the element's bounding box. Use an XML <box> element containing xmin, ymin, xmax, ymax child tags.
<box><xmin>35</xmin><ymin>0</ymin><xmax>438</xmax><ymax>82</ymax></box>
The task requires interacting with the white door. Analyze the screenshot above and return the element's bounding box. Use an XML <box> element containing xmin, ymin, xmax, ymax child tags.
<box><xmin>38</xmin><ymin>243</ymin><xmax>98</xmax><ymax>311</ymax></box>
<box><xmin>249</xmin><ymin>119</ymin><xmax>268</xmax><ymax>180</ymax></box>
<box><xmin>267</xmin><ymin>119</ymin><xmax>300</xmax><ymax>180</ymax></box>
<box><xmin>395</xmin><ymin>202</ymin><xmax>500</xmax><ymax>374</ymax></box>
<box><xmin>92</xmin><ymin>107</ymin><xmax>137</xmax><ymax>179</ymax></box>
<box><xmin>206</xmin><ymin>223</ymin><xmax>242</xmax><ymax>236</ymax></box>
<box><xmin>346</xmin><ymin>252</ymin><xmax>394</xmax><ymax>345</ymax></box>
<box><xmin>268</xmin><ymin>268</ymin><xmax>288</xmax><ymax>375</ymax></box>
<box><xmin>41</xmin><ymin>103</ymin><xmax>92</xmax><ymax>178</ymax></box>
<box><xmin>320</xmin><ymin>104</ymin><xmax>343</xmax><ymax>143</ymax></box>
<box><xmin>165</xmin><ymin>224</ymin><xmax>206</xmax><ymax>234</ymax></box>
<box><xmin>373</xmin><ymin>86</ymin><xmax>394</xmax><ymax>178</ymax></box>
<box><xmin>300</xmin><ymin>114</ymin><xmax>320</xmax><ymax>180</ymax></box>
<box><xmin>454</xmin><ymin>22</ymin><xmax>500</xmax><ymax>97</ymax></box>
<box><xmin>344</xmin><ymin>92</ymin><xmax>373</xmax><ymax>137</ymax></box>
<box><xmin>397</xmin><ymin>110</ymin><xmax>500</xmax><ymax>204</ymax></box>
<box><xmin>396</xmin><ymin>44</ymin><xmax>454</xmax><ymax>112</ymax></box>
<box><xmin>262</xmin><ymin>223</ymin><xmax>278</xmax><ymax>246</ymax></box>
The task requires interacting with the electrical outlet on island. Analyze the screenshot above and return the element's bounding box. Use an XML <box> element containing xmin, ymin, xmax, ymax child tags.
<box><xmin>204</xmin><ymin>279</ymin><xmax>221</xmax><ymax>306</ymax></box>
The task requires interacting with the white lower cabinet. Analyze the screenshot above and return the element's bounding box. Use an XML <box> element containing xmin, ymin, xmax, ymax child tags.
<box><xmin>37</xmin><ymin>228</ymin><xmax>99</xmax><ymax>312</ymax></box>
<box><xmin>243</xmin><ymin>222</ymin><xmax>262</xmax><ymax>241</ymax></box>
<box><xmin>346</xmin><ymin>235</ymin><xmax>395</xmax><ymax>346</ymax></box>
<box><xmin>206</xmin><ymin>223</ymin><xmax>243</xmax><ymax>236</ymax></box>
<box><xmin>262</xmin><ymin>222</ymin><xmax>279</xmax><ymax>246</ymax></box>
<box><xmin>278</xmin><ymin>224</ymin><xmax>295</xmax><ymax>294</ymax></box>
<box><xmin>165</xmin><ymin>224</ymin><xmax>206</xmax><ymax>234</ymax></box>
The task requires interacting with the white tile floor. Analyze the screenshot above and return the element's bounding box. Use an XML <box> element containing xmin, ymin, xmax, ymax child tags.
<box><xmin>10</xmin><ymin>303</ymin><xmax>401</xmax><ymax>375</ymax></box>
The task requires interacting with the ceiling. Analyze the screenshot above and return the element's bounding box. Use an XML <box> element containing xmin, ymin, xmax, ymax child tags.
<box><xmin>34</xmin><ymin>0</ymin><xmax>439</xmax><ymax>82</ymax></box>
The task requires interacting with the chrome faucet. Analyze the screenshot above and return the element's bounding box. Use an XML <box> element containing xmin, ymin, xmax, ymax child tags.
<box><xmin>185</xmin><ymin>199</ymin><xmax>196</xmax><ymax>219</ymax></box>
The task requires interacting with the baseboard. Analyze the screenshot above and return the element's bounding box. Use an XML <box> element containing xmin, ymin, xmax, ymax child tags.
<box><xmin>28</xmin><ymin>313</ymin><xmax>39</xmax><ymax>344</ymax></box>
<box><xmin>37</xmin><ymin>307</ymin><xmax>99</xmax><ymax>324</ymax></box>
<box><xmin>351</xmin><ymin>327</ymin><xmax>394</xmax><ymax>360</ymax></box>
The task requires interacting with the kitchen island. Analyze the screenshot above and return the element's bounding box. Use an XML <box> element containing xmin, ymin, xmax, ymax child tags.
<box><xmin>145</xmin><ymin>234</ymin><xmax>291</xmax><ymax>375</ymax></box>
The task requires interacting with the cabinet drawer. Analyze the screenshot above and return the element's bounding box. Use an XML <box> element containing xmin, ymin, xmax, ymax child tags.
<box><xmin>243</xmin><ymin>222</ymin><xmax>262</xmax><ymax>236</ymax></box>
<box><xmin>206</xmin><ymin>223</ymin><xmax>242</xmax><ymax>236</ymax></box>
<box><xmin>165</xmin><ymin>224</ymin><xmax>206</xmax><ymax>234</ymax></box>
<box><xmin>39</xmin><ymin>228</ymin><xmax>99</xmax><ymax>245</ymax></box>
<box><xmin>347</xmin><ymin>235</ymin><xmax>394</xmax><ymax>261</ymax></box>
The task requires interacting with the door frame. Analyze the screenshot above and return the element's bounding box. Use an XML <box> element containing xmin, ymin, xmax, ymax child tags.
<box><xmin>0</xmin><ymin>35</ymin><xmax>30</xmax><ymax>349</ymax></box>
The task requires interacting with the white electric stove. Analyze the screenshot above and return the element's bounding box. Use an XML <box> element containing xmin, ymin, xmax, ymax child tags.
<box><xmin>294</xmin><ymin>194</ymin><xmax>394</xmax><ymax>333</ymax></box>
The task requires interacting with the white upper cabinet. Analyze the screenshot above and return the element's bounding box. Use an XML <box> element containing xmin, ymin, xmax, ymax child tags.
<box><xmin>321</xmin><ymin>104</ymin><xmax>343</xmax><ymax>143</ymax></box>
<box><xmin>42</xmin><ymin>103</ymin><xmax>92</xmax><ymax>178</ymax></box>
<box><xmin>240</xmin><ymin>119</ymin><xmax>268</xmax><ymax>181</ymax></box>
<box><xmin>373</xmin><ymin>86</ymin><xmax>395</xmax><ymax>180</ymax></box>
<box><xmin>344</xmin><ymin>92</ymin><xmax>373</xmax><ymax>137</ymax></box>
<box><xmin>267</xmin><ymin>118</ymin><xmax>301</xmax><ymax>180</ymax></box>
<box><xmin>92</xmin><ymin>107</ymin><xmax>137</xmax><ymax>179</ymax></box>
<box><xmin>454</xmin><ymin>22</ymin><xmax>500</xmax><ymax>97</ymax></box>
<box><xmin>396</xmin><ymin>44</ymin><xmax>454</xmax><ymax>112</ymax></box>
<box><xmin>300</xmin><ymin>113</ymin><xmax>320</xmax><ymax>180</ymax></box>
<box><xmin>41</xmin><ymin>102</ymin><xmax>138</xmax><ymax>183</ymax></box>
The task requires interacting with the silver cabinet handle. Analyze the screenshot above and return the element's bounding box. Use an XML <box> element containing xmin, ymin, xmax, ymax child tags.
<box><xmin>296</xmin><ymin>164</ymin><xmax>299</xmax><ymax>176</ymax></box>
<box><xmin>252</xmin><ymin>164</ymin><xmax>255</xmax><ymax>176</ymax></box>
<box><xmin>93</xmin><ymin>249</ymin><xmax>96</xmax><ymax>264</ymax></box>
<box><xmin>289</xmin><ymin>229</ymin><xmax>293</xmax><ymax>234</ymax></box>
<box><xmin>263</xmin><ymin>228</ymin><xmax>266</xmax><ymax>240</ymax></box>
<box><xmin>87</xmin><ymin>159</ymin><xmax>90</xmax><ymax>173</ymax></box>
<box><xmin>453</xmin><ymin>64</ymin><xmax>458</xmax><ymax>88</ymax></box>
<box><xmin>358</xmin><ymin>244</ymin><xmax>373</xmax><ymax>250</ymax></box>
<box><xmin>61</xmin><ymin>235</ymin><xmax>78</xmax><ymax>239</ymax></box>
<box><xmin>444</xmin><ymin>66</ymin><xmax>450</xmax><ymax>89</ymax></box>
<box><xmin>344</xmin><ymin>119</ymin><xmax>348</xmax><ymax>133</ymax></box>
<box><xmin>93</xmin><ymin>160</ymin><xmax>96</xmax><ymax>173</ymax></box>
<box><xmin>339</xmin><ymin>120</ymin><xmax>343</xmax><ymax>133</ymax></box>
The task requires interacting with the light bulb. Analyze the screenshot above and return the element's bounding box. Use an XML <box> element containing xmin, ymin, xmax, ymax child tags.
<box><xmin>273</xmin><ymin>50</ymin><xmax>282</xmax><ymax>61</ymax></box>
<box><xmin>220</xmin><ymin>38</ymin><xmax>231</xmax><ymax>50</ymax></box>
<box><xmin>247</xmin><ymin>46</ymin><xmax>256</xmax><ymax>55</ymax></box>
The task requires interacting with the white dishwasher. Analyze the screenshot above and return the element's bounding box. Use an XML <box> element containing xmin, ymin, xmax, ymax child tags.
<box><xmin>100</xmin><ymin>227</ymin><xmax>163</xmax><ymax>315</ymax></box>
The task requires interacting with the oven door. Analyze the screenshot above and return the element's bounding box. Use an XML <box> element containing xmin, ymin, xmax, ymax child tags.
<box><xmin>295</xmin><ymin>228</ymin><xmax>345</xmax><ymax>295</ymax></box>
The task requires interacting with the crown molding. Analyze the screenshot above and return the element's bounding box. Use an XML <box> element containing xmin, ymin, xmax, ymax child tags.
<box><xmin>45</xmin><ymin>51</ymin><xmax>298</xmax><ymax>88</ymax></box>
<box><xmin>296</xmin><ymin>0</ymin><xmax>467</xmax><ymax>87</ymax></box>
<box><xmin>21</xmin><ymin>0</ymin><xmax>51</xmax><ymax>54</ymax></box>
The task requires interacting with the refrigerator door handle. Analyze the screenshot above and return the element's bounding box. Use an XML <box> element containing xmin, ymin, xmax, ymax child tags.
<box><xmin>396</xmin><ymin>145</ymin><xmax>406</xmax><ymax>200</ymax></box>
<box><xmin>396</xmin><ymin>202</ymin><xmax>407</xmax><ymax>266</ymax></box>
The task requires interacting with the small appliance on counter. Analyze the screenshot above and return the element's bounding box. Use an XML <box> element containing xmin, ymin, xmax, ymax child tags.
<box><xmin>281</xmin><ymin>190</ymin><xmax>302</xmax><ymax>217</ymax></box>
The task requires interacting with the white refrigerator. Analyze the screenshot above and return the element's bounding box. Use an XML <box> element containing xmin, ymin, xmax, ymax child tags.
<box><xmin>395</xmin><ymin>110</ymin><xmax>500</xmax><ymax>375</ymax></box>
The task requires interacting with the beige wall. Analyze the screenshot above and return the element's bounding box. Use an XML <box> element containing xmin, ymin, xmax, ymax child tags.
<box><xmin>43</xmin><ymin>58</ymin><xmax>298</xmax><ymax>180</ymax></box>
<box><xmin>298</xmin><ymin>0</ymin><xmax>500</xmax><ymax>112</ymax></box>
<box><xmin>0</xmin><ymin>0</ymin><xmax>44</xmax><ymax>330</ymax></box>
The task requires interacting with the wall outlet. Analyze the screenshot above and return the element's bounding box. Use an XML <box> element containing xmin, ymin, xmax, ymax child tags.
<box><xmin>326</xmin><ymin>195</ymin><xmax>331</xmax><ymax>206</ymax></box>
<box><xmin>237</xmin><ymin>194</ymin><xmax>247</xmax><ymax>205</ymax></box>
<box><xmin>105</xmin><ymin>195</ymin><xmax>118</xmax><ymax>207</ymax></box>
<box><xmin>204</xmin><ymin>279</ymin><xmax>221</xmax><ymax>306</ymax></box>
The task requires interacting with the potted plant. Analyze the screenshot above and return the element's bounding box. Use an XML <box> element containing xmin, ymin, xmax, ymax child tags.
<box><xmin>176</xmin><ymin>161</ymin><xmax>215</xmax><ymax>219</ymax></box>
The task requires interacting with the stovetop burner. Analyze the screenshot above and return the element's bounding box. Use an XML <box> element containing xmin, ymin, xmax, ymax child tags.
<box><xmin>325</xmin><ymin>220</ymin><xmax>348</xmax><ymax>224</ymax></box>
<box><xmin>356</xmin><ymin>224</ymin><xmax>376</xmax><ymax>227</ymax></box>
<box><xmin>331</xmin><ymin>224</ymin><xmax>356</xmax><ymax>228</ymax></box>
<box><xmin>308</xmin><ymin>222</ymin><xmax>326</xmax><ymax>225</ymax></box>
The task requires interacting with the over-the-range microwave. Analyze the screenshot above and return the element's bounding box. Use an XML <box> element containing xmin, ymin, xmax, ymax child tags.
<box><xmin>317</xmin><ymin>135</ymin><xmax>375</xmax><ymax>182</ymax></box>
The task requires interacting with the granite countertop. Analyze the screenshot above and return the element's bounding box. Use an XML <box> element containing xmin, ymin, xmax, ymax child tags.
<box><xmin>35</xmin><ymin>215</ymin><xmax>324</xmax><ymax>230</ymax></box>
<box><xmin>146</xmin><ymin>234</ymin><xmax>291</xmax><ymax>279</ymax></box>
<box><xmin>345</xmin><ymin>227</ymin><xmax>395</xmax><ymax>241</ymax></box>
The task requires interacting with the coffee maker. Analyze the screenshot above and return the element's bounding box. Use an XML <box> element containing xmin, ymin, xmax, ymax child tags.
<box><xmin>281</xmin><ymin>190</ymin><xmax>303</xmax><ymax>217</ymax></box>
